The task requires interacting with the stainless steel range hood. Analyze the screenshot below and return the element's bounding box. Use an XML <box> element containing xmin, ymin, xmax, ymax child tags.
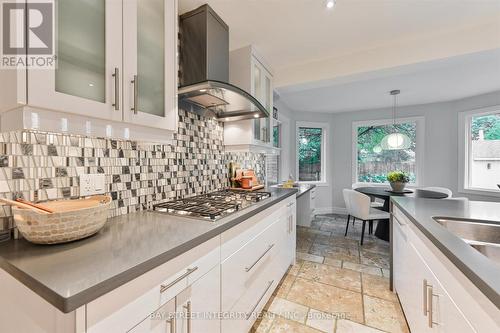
<box><xmin>178</xmin><ymin>5</ymin><xmax>269</xmax><ymax>122</ymax></box>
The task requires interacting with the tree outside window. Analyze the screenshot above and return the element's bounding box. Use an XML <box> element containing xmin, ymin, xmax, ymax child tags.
<box><xmin>298</xmin><ymin>127</ymin><xmax>323</xmax><ymax>181</ymax></box>
<box><xmin>356</xmin><ymin>122</ymin><xmax>417</xmax><ymax>183</ymax></box>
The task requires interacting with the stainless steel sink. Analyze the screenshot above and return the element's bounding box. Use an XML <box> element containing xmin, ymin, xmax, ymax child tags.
<box><xmin>433</xmin><ymin>217</ymin><xmax>500</xmax><ymax>263</ymax></box>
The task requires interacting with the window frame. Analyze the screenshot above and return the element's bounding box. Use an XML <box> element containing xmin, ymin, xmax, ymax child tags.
<box><xmin>296</xmin><ymin>121</ymin><xmax>328</xmax><ymax>185</ymax></box>
<box><xmin>352</xmin><ymin>116</ymin><xmax>425</xmax><ymax>186</ymax></box>
<box><xmin>458</xmin><ymin>106</ymin><xmax>500</xmax><ymax>197</ymax></box>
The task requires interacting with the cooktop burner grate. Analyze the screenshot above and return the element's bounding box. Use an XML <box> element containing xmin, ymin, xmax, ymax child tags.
<box><xmin>153</xmin><ymin>190</ymin><xmax>271</xmax><ymax>221</ymax></box>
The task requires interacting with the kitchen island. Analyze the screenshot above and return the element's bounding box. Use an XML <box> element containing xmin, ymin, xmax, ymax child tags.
<box><xmin>0</xmin><ymin>187</ymin><xmax>298</xmax><ymax>333</ymax></box>
<box><xmin>391</xmin><ymin>197</ymin><xmax>500</xmax><ymax>332</ymax></box>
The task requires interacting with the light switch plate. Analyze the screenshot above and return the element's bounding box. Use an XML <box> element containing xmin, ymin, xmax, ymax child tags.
<box><xmin>79</xmin><ymin>174</ymin><xmax>106</xmax><ymax>196</ymax></box>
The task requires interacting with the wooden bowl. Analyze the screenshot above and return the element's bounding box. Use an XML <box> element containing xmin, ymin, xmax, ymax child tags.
<box><xmin>13</xmin><ymin>195</ymin><xmax>111</xmax><ymax>245</ymax></box>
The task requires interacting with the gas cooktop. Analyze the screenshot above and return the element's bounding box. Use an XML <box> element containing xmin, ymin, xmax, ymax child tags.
<box><xmin>153</xmin><ymin>190</ymin><xmax>272</xmax><ymax>221</ymax></box>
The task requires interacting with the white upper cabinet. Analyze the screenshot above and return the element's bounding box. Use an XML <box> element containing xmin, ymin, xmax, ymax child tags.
<box><xmin>28</xmin><ymin>0</ymin><xmax>123</xmax><ymax>122</ymax></box>
<box><xmin>226</xmin><ymin>45</ymin><xmax>274</xmax><ymax>148</ymax></box>
<box><xmin>122</xmin><ymin>0</ymin><xmax>177</xmax><ymax>130</ymax></box>
<box><xmin>6</xmin><ymin>0</ymin><xmax>178</xmax><ymax>134</ymax></box>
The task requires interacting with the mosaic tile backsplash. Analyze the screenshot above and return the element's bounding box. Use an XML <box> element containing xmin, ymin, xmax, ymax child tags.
<box><xmin>0</xmin><ymin>110</ymin><xmax>266</xmax><ymax>223</ymax></box>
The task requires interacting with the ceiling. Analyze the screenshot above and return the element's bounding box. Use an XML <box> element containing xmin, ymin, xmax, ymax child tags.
<box><xmin>179</xmin><ymin>0</ymin><xmax>500</xmax><ymax>72</ymax></box>
<box><xmin>276</xmin><ymin>49</ymin><xmax>500</xmax><ymax>113</ymax></box>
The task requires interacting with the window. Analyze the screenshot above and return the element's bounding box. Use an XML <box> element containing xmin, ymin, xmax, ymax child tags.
<box><xmin>296</xmin><ymin>122</ymin><xmax>327</xmax><ymax>183</ymax></box>
<box><xmin>353</xmin><ymin>118</ymin><xmax>423</xmax><ymax>184</ymax></box>
<box><xmin>460</xmin><ymin>107</ymin><xmax>500</xmax><ymax>194</ymax></box>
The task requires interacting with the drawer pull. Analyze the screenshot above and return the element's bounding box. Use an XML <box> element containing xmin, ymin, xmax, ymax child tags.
<box><xmin>183</xmin><ymin>301</ymin><xmax>192</xmax><ymax>333</ymax></box>
<box><xmin>245</xmin><ymin>244</ymin><xmax>274</xmax><ymax>272</ymax></box>
<box><xmin>160</xmin><ymin>267</ymin><xmax>198</xmax><ymax>293</ymax></box>
<box><xmin>393</xmin><ymin>214</ymin><xmax>406</xmax><ymax>227</ymax></box>
<box><xmin>245</xmin><ymin>280</ymin><xmax>274</xmax><ymax>320</ymax></box>
<box><xmin>112</xmin><ymin>67</ymin><xmax>119</xmax><ymax>110</ymax></box>
<box><xmin>423</xmin><ymin>279</ymin><xmax>428</xmax><ymax>315</ymax></box>
<box><xmin>166</xmin><ymin>315</ymin><xmax>176</xmax><ymax>333</ymax></box>
<box><xmin>427</xmin><ymin>285</ymin><xmax>439</xmax><ymax>328</ymax></box>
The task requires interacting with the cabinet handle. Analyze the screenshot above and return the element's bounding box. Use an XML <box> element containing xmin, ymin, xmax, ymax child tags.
<box><xmin>245</xmin><ymin>280</ymin><xmax>274</xmax><ymax>320</ymax></box>
<box><xmin>166</xmin><ymin>315</ymin><xmax>176</xmax><ymax>333</ymax></box>
<box><xmin>427</xmin><ymin>285</ymin><xmax>439</xmax><ymax>328</ymax></box>
<box><xmin>423</xmin><ymin>279</ymin><xmax>428</xmax><ymax>316</ymax></box>
<box><xmin>131</xmin><ymin>74</ymin><xmax>138</xmax><ymax>115</ymax></box>
<box><xmin>245</xmin><ymin>244</ymin><xmax>274</xmax><ymax>272</ymax></box>
<box><xmin>183</xmin><ymin>301</ymin><xmax>192</xmax><ymax>333</ymax></box>
<box><xmin>160</xmin><ymin>267</ymin><xmax>198</xmax><ymax>293</ymax></box>
<box><xmin>112</xmin><ymin>68</ymin><xmax>119</xmax><ymax>110</ymax></box>
<box><xmin>393</xmin><ymin>214</ymin><xmax>405</xmax><ymax>227</ymax></box>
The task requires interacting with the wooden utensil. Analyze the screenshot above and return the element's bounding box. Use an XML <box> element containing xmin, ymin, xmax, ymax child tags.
<box><xmin>16</xmin><ymin>198</ymin><xmax>54</xmax><ymax>213</ymax></box>
<box><xmin>0</xmin><ymin>198</ymin><xmax>52</xmax><ymax>214</ymax></box>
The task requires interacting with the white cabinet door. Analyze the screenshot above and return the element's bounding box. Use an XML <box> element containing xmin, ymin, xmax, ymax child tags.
<box><xmin>393</xmin><ymin>216</ymin><xmax>431</xmax><ymax>333</ymax></box>
<box><xmin>176</xmin><ymin>267</ymin><xmax>221</xmax><ymax>333</ymax></box>
<box><xmin>251</xmin><ymin>58</ymin><xmax>272</xmax><ymax>144</ymax></box>
<box><xmin>122</xmin><ymin>0</ymin><xmax>177</xmax><ymax>130</ymax></box>
<box><xmin>287</xmin><ymin>200</ymin><xmax>297</xmax><ymax>264</ymax></box>
<box><xmin>28</xmin><ymin>0</ymin><xmax>123</xmax><ymax>121</ymax></box>
<box><xmin>128</xmin><ymin>298</ymin><xmax>176</xmax><ymax>333</ymax></box>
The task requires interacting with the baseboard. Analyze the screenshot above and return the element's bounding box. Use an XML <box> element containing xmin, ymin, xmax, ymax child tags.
<box><xmin>314</xmin><ymin>206</ymin><xmax>347</xmax><ymax>216</ymax></box>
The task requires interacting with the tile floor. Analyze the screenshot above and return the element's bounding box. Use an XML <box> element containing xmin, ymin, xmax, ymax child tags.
<box><xmin>251</xmin><ymin>214</ymin><xmax>409</xmax><ymax>333</ymax></box>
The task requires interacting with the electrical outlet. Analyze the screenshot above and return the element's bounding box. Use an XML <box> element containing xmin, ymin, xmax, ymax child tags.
<box><xmin>79</xmin><ymin>174</ymin><xmax>106</xmax><ymax>196</ymax></box>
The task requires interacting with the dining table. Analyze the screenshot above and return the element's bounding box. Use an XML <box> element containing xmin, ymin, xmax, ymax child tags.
<box><xmin>354</xmin><ymin>186</ymin><xmax>449</xmax><ymax>241</ymax></box>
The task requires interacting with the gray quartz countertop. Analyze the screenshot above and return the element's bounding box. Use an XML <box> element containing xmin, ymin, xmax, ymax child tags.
<box><xmin>0</xmin><ymin>187</ymin><xmax>297</xmax><ymax>313</ymax></box>
<box><xmin>296</xmin><ymin>184</ymin><xmax>316</xmax><ymax>198</ymax></box>
<box><xmin>391</xmin><ymin>197</ymin><xmax>500</xmax><ymax>309</ymax></box>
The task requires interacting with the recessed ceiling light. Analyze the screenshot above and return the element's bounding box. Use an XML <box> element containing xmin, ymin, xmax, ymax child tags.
<box><xmin>254</xmin><ymin>114</ymin><xmax>259</xmax><ymax>118</ymax></box>
<box><xmin>199</xmin><ymin>89</ymin><xmax>207</xmax><ymax>92</ymax></box>
<box><xmin>326</xmin><ymin>0</ymin><xmax>336</xmax><ymax>9</ymax></box>
<box><xmin>225</xmin><ymin>118</ymin><xmax>230</xmax><ymax>121</ymax></box>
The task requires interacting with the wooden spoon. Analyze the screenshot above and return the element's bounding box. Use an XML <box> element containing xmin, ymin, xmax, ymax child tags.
<box><xmin>16</xmin><ymin>198</ymin><xmax>54</xmax><ymax>213</ymax></box>
<box><xmin>0</xmin><ymin>198</ymin><xmax>52</xmax><ymax>214</ymax></box>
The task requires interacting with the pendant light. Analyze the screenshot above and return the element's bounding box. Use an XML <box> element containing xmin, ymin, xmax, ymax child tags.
<box><xmin>380</xmin><ymin>90</ymin><xmax>411</xmax><ymax>150</ymax></box>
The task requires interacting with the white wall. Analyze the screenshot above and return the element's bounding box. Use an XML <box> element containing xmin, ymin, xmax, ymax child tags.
<box><xmin>284</xmin><ymin>91</ymin><xmax>500</xmax><ymax>213</ymax></box>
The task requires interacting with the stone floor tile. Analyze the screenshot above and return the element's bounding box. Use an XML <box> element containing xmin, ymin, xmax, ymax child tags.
<box><xmin>364</xmin><ymin>295</ymin><xmax>409</xmax><ymax>333</ymax></box>
<box><xmin>251</xmin><ymin>311</ymin><xmax>275</xmax><ymax>333</ymax></box>
<box><xmin>360</xmin><ymin>251</ymin><xmax>390</xmax><ymax>269</ymax></box>
<box><xmin>268</xmin><ymin>297</ymin><xmax>309</xmax><ymax>324</ymax></box>
<box><xmin>297</xmin><ymin>239</ymin><xmax>314</xmax><ymax>252</ymax></box>
<box><xmin>342</xmin><ymin>261</ymin><xmax>383</xmax><ymax>276</ymax></box>
<box><xmin>336</xmin><ymin>319</ymin><xmax>385</xmax><ymax>333</ymax></box>
<box><xmin>268</xmin><ymin>316</ymin><xmax>324</xmax><ymax>333</ymax></box>
<box><xmin>298</xmin><ymin>261</ymin><xmax>361</xmax><ymax>292</ymax></box>
<box><xmin>289</xmin><ymin>259</ymin><xmax>305</xmax><ymax>276</ymax></box>
<box><xmin>297</xmin><ymin>251</ymin><xmax>324</xmax><ymax>264</ymax></box>
<box><xmin>362</xmin><ymin>274</ymin><xmax>398</xmax><ymax>302</ymax></box>
<box><xmin>275</xmin><ymin>273</ymin><xmax>297</xmax><ymax>298</ymax></box>
<box><xmin>382</xmin><ymin>268</ymin><xmax>390</xmax><ymax>278</ymax></box>
<box><xmin>361</xmin><ymin>240</ymin><xmax>390</xmax><ymax>255</ymax></box>
<box><xmin>323</xmin><ymin>257</ymin><xmax>342</xmax><ymax>268</ymax></box>
<box><xmin>309</xmin><ymin>244</ymin><xmax>360</xmax><ymax>263</ymax></box>
<box><xmin>287</xmin><ymin>278</ymin><xmax>364</xmax><ymax>324</ymax></box>
<box><xmin>306</xmin><ymin>308</ymin><xmax>336</xmax><ymax>333</ymax></box>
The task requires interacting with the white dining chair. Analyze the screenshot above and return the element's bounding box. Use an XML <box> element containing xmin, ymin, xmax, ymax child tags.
<box><xmin>420</xmin><ymin>187</ymin><xmax>452</xmax><ymax>198</ymax></box>
<box><xmin>345</xmin><ymin>189</ymin><xmax>390</xmax><ymax>245</ymax></box>
<box><xmin>343</xmin><ymin>189</ymin><xmax>355</xmax><ymax>232</ymax></box>
<box><xmin>351</xmin><ymin>183</ymin><xmax>384</xmax><ymax>208</ymax></box>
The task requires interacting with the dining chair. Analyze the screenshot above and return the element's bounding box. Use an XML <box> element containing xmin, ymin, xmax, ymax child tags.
<box><xmin>351</xmin><ymin>183</ymin><xmax>384</xmax><ymax>208</ymax></box>
<box><xmin>343</xmin><ymin>189</ymin><xmax>355</xmax><ymax>233</ymax></box>
<box><xmin>419</xmin><ymin>187</ymin><xmax>452</xmax><ymax>198</ymax></box>
<box><xmin>345</xmin><ymin>189</ymin><xmax>390</xmax><ymax>245</ymax></box>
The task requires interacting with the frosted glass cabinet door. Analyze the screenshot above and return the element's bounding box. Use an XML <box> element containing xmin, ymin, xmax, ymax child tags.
<box><xmin>252</xmin><ymin>62</ymin><xmax>262</xmax><ymax>141</ymax></box>
<box><xmin>123</xmin><ymin>0</ymin><xmax>178</xmax><ymax>131</ymax></box>
<box><xmin>28</xmin><ymin>0</ymin><xmax>123</xmax><ymax>122</ymax></box>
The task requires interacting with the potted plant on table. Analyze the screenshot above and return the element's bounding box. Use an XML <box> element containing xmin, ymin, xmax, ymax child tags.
<box><xmin>387</xmin><ymin>171</ymin><xmax>410</xmax><ymax>192</ymax></box>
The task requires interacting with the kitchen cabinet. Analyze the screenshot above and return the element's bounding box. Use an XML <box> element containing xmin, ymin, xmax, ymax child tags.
<box><xmin>392</xmin><ymin>206</ymin><xmax>498</xmax><ymax>333</ymax></box>
<box><xmin>297</xmin><ymin>188</ymin><xmax>316</xmax><ymax>227</ymax></box>
<box><xmin>122</xmin><ymin>0</ymin><xmax>178</xmax><ymax>130</ymax></box>
<box><xmin>3</xmin><ymin>0</ymin><xmax>177</xmax><ymax>135</ymax></box>
<box><xmin>175</xmin><ymin>267</ymin><xmax>220</xmax><ymax>333</ymax></box>
<box><xmin>0</xmin><ymin>196</ymin><xmax>297</xmax><ymax>333</ymax></box>
<box><xmin>225</xmin><ymin>45</ymin><xmax>275</xmax><ymax>151</ymax></box>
